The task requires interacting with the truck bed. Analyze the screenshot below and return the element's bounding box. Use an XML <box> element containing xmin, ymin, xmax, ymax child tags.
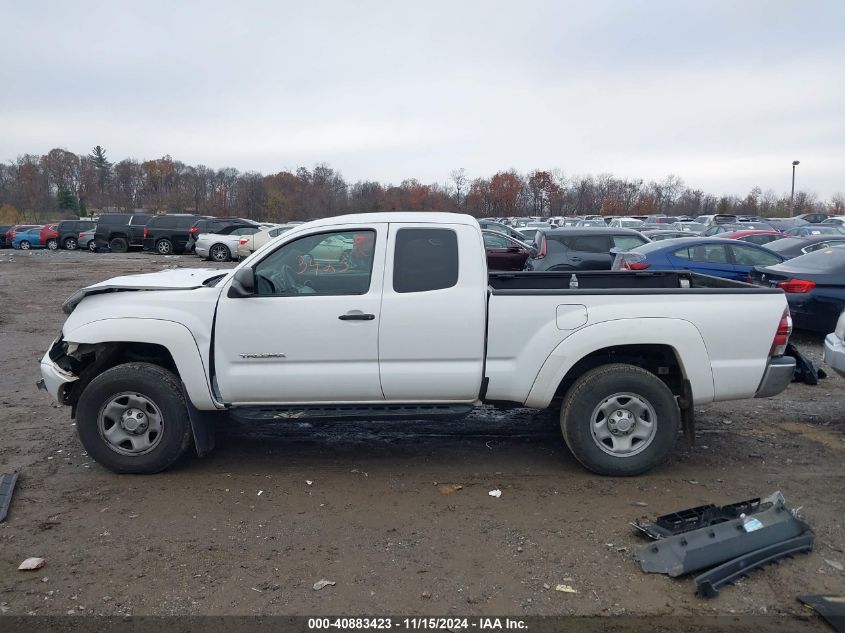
<box><xmin>488</xmin><ymin>270</ymin><xmax>783</xmax><ymax>294</ymax></box>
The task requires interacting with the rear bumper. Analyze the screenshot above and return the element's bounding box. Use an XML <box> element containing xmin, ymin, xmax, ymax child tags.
<box><xmin>823</xmin><ymin>332</ymin><xmax>845</xmax><ymax>378</ymax></box>
<box><xmin>194</xmin><ymin>245</ymin><xmax>209</xmax><ymax>258</ymax></box>
<box><xmin>755</xmin><ymin>356</ymin><xmax>795</xmax><ymax>398</ymax></box>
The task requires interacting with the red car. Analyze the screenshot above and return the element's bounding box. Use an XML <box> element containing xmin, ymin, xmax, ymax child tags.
<box><xmin>716</xmin><ymin>229</ymin><xmax>785</xmax><ymax>246</ymax></box>
<box><xmin>482</xmin><ymin>229</ymin><xmax>534</xmax><ymax>271</ymax></box>
<box><xmin>5</xmin><ymin>224</ymin><xmax>40</xmax><ymax>245</ymax></box>
<box><xmin>40</xmin><ymin>223</ymin><xmax>59</xmax><ymax>250</ymax></box>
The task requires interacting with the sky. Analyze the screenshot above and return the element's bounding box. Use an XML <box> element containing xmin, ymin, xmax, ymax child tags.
<box><xmin>2</xmin><ymin>0</ymin><xmax>844</xmax><ymax>197</ymax></box>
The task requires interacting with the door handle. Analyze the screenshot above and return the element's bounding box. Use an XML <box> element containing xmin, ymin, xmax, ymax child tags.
<box><xmin>570</xmin><ymin>256</ymin><xmax>582</xmax><ymax>261</ymax></box>
<box><xmin>338</xmin><ymin>313</ymin><xmax>375</xmax><ymax>321</ymax></box>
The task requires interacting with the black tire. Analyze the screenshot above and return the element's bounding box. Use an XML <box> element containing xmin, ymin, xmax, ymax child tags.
<box><xmin>560</xmin><ymin>363</ymin><xmax>679</xmax><ymax>476</ymax></box>
<box><xmin>109</xmin><ymin>237</ymin><xmax>129</xmax><ymax>253</ymax></box>
<box><xmin>63</xmin><ymin>237</ymin><xmax>78</xmax><ymax>250</ymax></box>
<box><xmin>87</xmin><ymin>240</ymin><xmax>98</xmax><ymax>252</ymax></box>
<box><xmin>76</xmin><ymin>363</ymin><xmax>193</xmax><ymax>474</ymax></box>
<box><xmin>20</xmin><ymin>240</ymin><xmax>31</xmax><ymax>250</ymax></box>
<box><xmin>47</xmin><ymin>239</ymin><xmax>59</xmax><ymax>251</ymax></box>
<box><xmin>156</xmin><ymin>239</ymin><xmax>173</xmax><ymax>255</ymax></box>
<box><xmin>209</xmin><ymin>243</ymin><xmax>230</xmax><ymax>262</ymax></box>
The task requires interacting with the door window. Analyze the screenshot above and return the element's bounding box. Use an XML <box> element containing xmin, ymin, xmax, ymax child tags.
<box><xmin>569</xmin><ymin>235</ymin><xmax>610</xmax><ymax>253</ymax></box>
<box><xmin>688</xmin><ymin>244</ymin><xmax>729</xmax><ymax>263</ymax></box>
<box><xmin>729</xmin><ymin>245</ymin><xmax>782</xmax><ymax>266</ymax></box>
<box><xmin>483</xmin><ymin>232</ymin><xmax>511</xmax><ymax>248</ymax></box>
<box><xmin>393</xmin><ymin>228</ymin><xmax>459</xmax><ymax>293</ymax></box>
<box><xmin>254</xmin><ymin>230</ymin><xmax>374</xmax><ymax>296</ymax></box>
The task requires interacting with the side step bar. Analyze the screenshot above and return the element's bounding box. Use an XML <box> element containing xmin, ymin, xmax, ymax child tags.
<box><xmin>230</xmin><ymin>403</ymin><xmax>475</xmax><ymax>422</ymax></box>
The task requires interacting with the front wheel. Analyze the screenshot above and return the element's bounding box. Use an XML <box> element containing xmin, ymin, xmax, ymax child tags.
<box><xmin>64</xmin><ymin>237</ymin><xmax>78</xmax><ymax>250</ymax></box>
<box><xmin>20</xmin><ymin>240</ymin><xmax>31</xmax><ymax>250</ymax></box>
<box><xmin>560</xmin><ymin>363</ymin><xmax>680</xmax><ymax>476</ymax></box>
<box><xmin>109</xmin><ymin>237</ymin><xmax>129</xmax><ymax>253</ymax></box>
<box><xmin>75</xmin><ymin>363</ymin><xmax>193</xmax><ymax>474</ymax></box>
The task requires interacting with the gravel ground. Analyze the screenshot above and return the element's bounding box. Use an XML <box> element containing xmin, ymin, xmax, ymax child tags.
<box><xmin>0</xmin><ymin>249</ymin><xmax>843</xmax><ymax>626</ymax></box>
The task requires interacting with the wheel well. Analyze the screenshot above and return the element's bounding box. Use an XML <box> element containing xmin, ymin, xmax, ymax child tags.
<box><xmin>553</xmin><ymin>344</ymin><xmax>685</xmax><ymax>402</ymax></box>
<box><xmin>61</xmin><ymin>342</ymin><xmax>179</xmax><ymax>410</ymax></box>
<box><xmin>109</xmin><ymin>233</ymin><xmax>128</xmax><ymax>240</ymax></box>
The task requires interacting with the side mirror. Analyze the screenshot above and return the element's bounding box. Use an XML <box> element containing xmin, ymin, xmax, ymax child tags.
<box><xmin>228</xmin><ymin>267</ymin><xmax>256</xmax><ymax>298</ymax></box>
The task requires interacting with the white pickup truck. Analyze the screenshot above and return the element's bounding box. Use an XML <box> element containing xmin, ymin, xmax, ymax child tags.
<box><xmin>39</xmin><ymin>212</ymin><xmax>795</xmax><ymax>476</ymax></box>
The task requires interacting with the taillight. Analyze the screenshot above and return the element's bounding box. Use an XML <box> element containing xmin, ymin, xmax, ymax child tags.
<box><xmin>622</xmin><ymin>260</ymin><xmax>650</xmax><ymax>270</ymax></box>
<box><xmin>143</xmin><ymin>227</ymin><xmax>149</xmax><ymax>238</ymax></box>
<box><xmin>535</xmin><ymin>236</ymin><xmax>547</xmax><ymax>259</ymax></box>
<box><xmin>770</xmin><ymin>309</ymin><xmax>792</xmax><ymax>356</ymax></box>
<box><xmin>189</xmin><ymin>227</ymin><xmax>199</xmax><ymax>234</ymax></box>
<box><xmin>239</xmin><ymin>238</ymin><xmax>249</xmax><ymax>245</ymax></box>
<box><xmin>777</xmin><ymin>279</ymin><xmax>815</xmax><ymax>293</ymax></box>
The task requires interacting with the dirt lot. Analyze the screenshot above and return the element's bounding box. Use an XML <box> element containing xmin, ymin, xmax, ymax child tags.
<box><xmin>0</xmin><ymin>249</ymin><xmax>843</xmax><ymax>624</ymax></box>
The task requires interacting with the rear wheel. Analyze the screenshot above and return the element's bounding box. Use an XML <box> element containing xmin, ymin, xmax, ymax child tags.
<box><xmin>209</xmin><ymin>243</ymin><xmax>230</xmax><ymax>262</ymax></box>
<box><xmin>75</xmin><ymin>363</ymin><xmax>193</xmax><ymax>474</ymax></box>
<box><xmin>87</xmin><ymin>240</ymin><xmax>98</xmax><ymax>252</ymax></box>
<box><xmin>109</xmin><ymin>237</ymin><xmax>129</xmax><ymax>253</ymax></box>
<box><xmin>156</xmin><ymin>239</ymin><xmax>173</xmax><ymax>255</ymax></box>
<box><xmin>63</xmin><ymin>237</ymin><xmax>78</xmax><ymax>250</ymax></box>
<box><xmin>47</xmin><ymin>239</ymin><xmax>58</xmax><ymax>250</ymax></box>
<box><xmin>560</xmin><ymin>363</ymin><xmax>680</xmax><ymax>476</ymax></box>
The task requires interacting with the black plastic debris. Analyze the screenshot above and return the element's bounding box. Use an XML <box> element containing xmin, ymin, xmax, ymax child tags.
<box><xmin>634</xmin><ymin>491</ymin><xmax>814</xmax><ymax>597</ymax></box>
<box><xmin>798</xmin><ymin>596</ymin><xmax>845</xmax><ymax>633</ymax></box>
<box><xmin>787</xmin><ymin>343</ymin><xmax>827</xmax><ymax>385</ymax></box>
<box><xmin>0</xmin><ymin>471</ymin><xmax>19</xmax><ymax>522</ymax></box>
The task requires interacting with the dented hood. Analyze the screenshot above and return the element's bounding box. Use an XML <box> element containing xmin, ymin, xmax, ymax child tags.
<box><xmin>62</xmin><ymin>268</ymin><xmax>226</xmax><ymax>314</ymax></box>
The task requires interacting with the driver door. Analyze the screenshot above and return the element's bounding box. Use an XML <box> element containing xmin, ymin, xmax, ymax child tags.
<box><xmin>214</xmin><ymin>224</ymin><xmax>387</xmax><ymax>404</ymax></box>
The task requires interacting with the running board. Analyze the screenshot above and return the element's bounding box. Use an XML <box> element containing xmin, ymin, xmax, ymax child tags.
<box><xmin>230</xmin><ymin>403</ymin><xmax>475</xmax><ymax>422</ymax></box>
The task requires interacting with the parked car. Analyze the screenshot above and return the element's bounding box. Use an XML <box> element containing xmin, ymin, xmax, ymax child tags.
<box><xmin>794</xmin><ymin>213</ymin><xmax>829</xmax><ymax>224</ymax></box>
<box><xmin>194</xmin><ymin>225</ymin><xmax>265</xmax><ymax>262</ymax></box>
<box><xmin>703</xmin><ymin>223</ymin><xmax>773</xmax><ymax>236</ymax></box>
<box><xmin>821</xmin><ymin>216</ymin><xmax>845</xmax><ymax>229</ymax></box>
<box><xmin>237</xmin><ymin>224</ymin><xmax>298</xmax><ymax>258</ymax></box>
<box><xmin>55</xmin><ymin>219</ymin><xmax>97</xmax><ymax>250</ymax></box>
<box><xmin>764</xmin><ymin>235</ymin><xmax>845</xmax><ymax>259</ymax></box>
<box><xmin>608</xmin><ymin>218</ymin><xmax>644</xmax><ymax>229</ymax></box>
<box><xmin>765</xmin><ymin>218</ymin><xmax>809</xmax><ymax>231</ymax></box>
<box><xmin>695</xmin><ymin>214</ymin><xmax>738</xmax><ymax>226</ymax></box>
<box><xmin>78</xmin><ymin>228</ymin><xmax>98</xmax><ymax>252</ymax></box>
<box><xmin>186</xmin><ymin>217</ymin><xmax>259</xmax><ymax>252</ymax></box>
<box><xmin>94</xmin><ymin>213</ymin><xmax>153</xmax><ymax>253</ymax></box>
<box><xmin>142</xmin><ymin>214</ymin><xmax>205</xmax><ymax>254</ymax></box>
<box><xmin>0</xmin><ymin>224</ymin><xmax>12</xmax><ymax>247</ymax></box>
<box><xmin>645</xmin><ymin>215</ymin><xmax>679</xmax><ymax>224</ymax></box>
<box><xmin>5</xmin><ymin>224</ymin><xmax>39</xmax><ymax>246</ymax></box>
<box><xmin>715</xmin><ymin>230</ymin><xmax>786</xmax><ymax>246</ymax></box>
<box><xmin>823</xmin><ymin>309</ymin><xmax>845</xmax><ymax>378</ymax></box>
<box><xmin>751</xmin><ymin>247</ymin><xmax>845</xmax><ymax>333</ymax></box>
<box><xmin>640</xmin><ymin>230</ymin><xmax>698</xmax><ymax>241</ymax></box>
<box><xmin>526</xmin><ymin>228</ymin><xmax>649</xmax><ymax>271</ymax></box>
<box><xmin>482</xmin><ymin>229</ymin><xmax>533</xmax><ymax>271</ymax></box>
<box><xmin>574</xmin><ymin>219</ymin><xmax>607</xmax><ymax>228</ymax></box>
<box><xmin>671</xmin><ymin>221</ymin><xmax>706</xmax><ymax>233</ymax></box>
<box><xmin>516</xmin><ymin>227</ymin><xmax>540</xmax><ymax>243</ymax></box>
<box><xmin>783</xmin><ymin>224</ymin><xmax>844</xmax><ymax>237</ymax></box>
<box><xmin>478</xmin><ymin>220</ymin><xmax>531</xmax><ymax>242</ymax></box>
<box><xmin>12</xmin><ymin>227</ymin><xmax>45</xmax><ymax>250</ymax></box>
<box><xmin>40</xmin><ymin>212</ymin><xmax>794</xmax><ymax>477</ymax></box>
<box><xmin>40</xmin><ymin>224</ymin><xmax>59</xmax><ymax>250</ymax></box>
<box><xmin>612</xmin><ymin>237</ymin><xmax>785</xmax><ymax>281</ymax></box>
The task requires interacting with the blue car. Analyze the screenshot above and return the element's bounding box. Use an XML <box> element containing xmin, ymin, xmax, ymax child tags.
<box><xmin>12</xmin><ymin>228</ymin><xmax>45</xmax><ymax>250</ymax></box>
<box><xmin>612</xmin><ymin>237</ymin><xmax>786</xmax><ymax>282</ymax></box>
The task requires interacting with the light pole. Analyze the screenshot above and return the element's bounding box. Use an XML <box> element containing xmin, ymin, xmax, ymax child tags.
<box><xmin>790</xmin><ymin>160</ymin><xmax>800</xmax><ymax>215</ymax></box>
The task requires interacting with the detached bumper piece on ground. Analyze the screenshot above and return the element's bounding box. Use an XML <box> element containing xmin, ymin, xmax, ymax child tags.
<box><xmin>633</xmin><ymin>491</ymin><xmax>814</xmax><ymax>597</ymax></box>
<box><xmin>798</xmin><ymin>595</ymin><xmax>845</xmax><ymax>633</ymax></box>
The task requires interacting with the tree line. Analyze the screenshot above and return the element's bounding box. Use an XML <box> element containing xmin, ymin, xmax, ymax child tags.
<box><xmin>1</xmin><ymin>146</ymin><xmax>842</xmax><ymax>224</ymax></box>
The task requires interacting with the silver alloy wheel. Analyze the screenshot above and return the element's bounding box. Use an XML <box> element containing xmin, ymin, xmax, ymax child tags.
<box><xmin>590</xmin><ymin>392</ymin><xmax>657</xmax><ymax>457</ymax></box>
<box><xmin>20</xmin><ymin>241</ymin><xmax>30</xmax><ymax>250</ymax></box>
<box><xmin>97</xmin><ymin>392</ymin><xmax>164</xmax><ymax>456</ymax></box>
<box><xmin>157</xmin><ymin>240</ymin><xmax>172</xmax><ymax>254</ymax></box>
<box><xmin>210</xmin><ymin>244</ymin><xmax>229</xmax><ymax>261</ymax></box>
<box><xmin>65</xmin><ymin>237</ymin><xmax>77</xmax><ymax>250</ymax></box>
<box><xmin>47</xmin><ymin>239</ymin><xmax>58</xmax><ymax>250</ymax></box>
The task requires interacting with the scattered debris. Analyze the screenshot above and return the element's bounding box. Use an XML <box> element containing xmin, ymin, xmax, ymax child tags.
<box><xmin>488</xmin><ymin>489</ymin><xmax>502</xmax><ymax>498</ymax></box>
<box><xmin>633</xmin><ymin>501</ymin><xmax>649</xmax><ymax>507</ymax></box>
<box><xmin>313</xmin><ymin>579</ymin><xmax>336</xmax><ymax>591</ymax></box>
<box><xmin>306</xmin><ymin>480</ymin><xmax>313</xmax><ymax>486</ymax></box>
<box><xmin>257</xmin><ymin>490</ymin><xmax>263</xmax><ymax>496</ymax></box>
<box><xmin>542</xmin><ymin>583</ymin><xmax>550</xmax><ymax>590</ymax></box>
<box><xmin>825</xmin><ymin>559</ymin><xmax>844</xmax><ymax>572</ymax></box>
<box><xmin>18</xmin><ymin>557</ymin><xmax>46</xmax><ymax>571</ymax></box>
<box><xmin>420</xmin><ymin>591</ymin><xmax>431</xmax><ymax>599</ymax></box>
<box><xmin>633</xmin><ymin>491</ymin><xmax>814</xmax><ymax>597</ymax></box>
<box><xmin>437</xmin><ymin>483</ymin><xmax>463</xmax><ymax>495</ymax></box>
<box><xmin>0</xmin><ymin>472</ymin><xmax>19</xmax><ymax>522</ymax></box>
<box><xmin>555</xmin><ymin>584</ymin><xmax>578</xmax><ymax>594</ymax></box>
